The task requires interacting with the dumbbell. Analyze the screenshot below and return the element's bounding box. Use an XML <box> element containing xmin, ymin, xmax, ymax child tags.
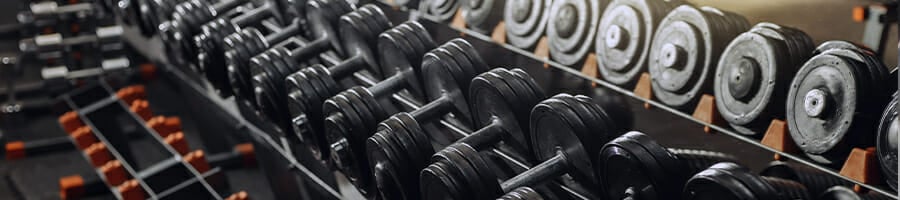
<box><xmin>786</xmin><ymin>41</ymin><xmax>892</xmax><ymax>165</ymax></box>
<box><xmin>648</xmin><ymin>5</ymin><xmax>749</xmax><ymax>109</ymax></box>
<box><xmin>193</xmin><ymin>0</ymin><xmax>289</xmax><ymax>71</ymax></box>
<box><xmin>59</xmin><ymin>145</ymin><xmax>255</xmax><ymax>200</ymax></box>
<box><xmin>596</xmin><ymin>131</ymin><xmax>739</xmax><ymax>200</ymax></box>
<box><xmin>461</xmin><ymin>0</ymin><xmax>504</xmax><ymax>34</ymax></box>
<box><xmin>359</xmin><ymin>66</ymin><xmax>535</xmax><ymax>199</ymax></box>
<box><xmin>544</xmin><ymin>0</ymin><xmax>603</xmax><ymax>65</ymax></box>
<box><xmin>683</xmin><ymin>162</ymin><xmax>811</xmax><ymax>200</ymax></box>
<box><xmin>503</xmin><ymin>0</ymin><xmax>550</xmax><ymax>49</ymax></box>
<box><xmin>422</xmin><ymin>0</ymin><xmax>460</xmax><ymax>22</ymax></box>
<box><xmin>714</xmin><ymin>23</ymin><xmax>814</xmax><ymax>136</ymax></box>
<box><xmin>877</xmin><ymin>92</ymin><xmax>898</xmax><ymax>191</ymax></box>
<box><xmin>19</xmin><ymin>25</ymin><xmax>124</xmax><ymax>53</ymax></box>
<box><xmin>202</xmin><ymin>21</ymin><xmax>300</xmax><ymax>97</ymax></box>
<box><xmin>357</xmin><ymin>39</ymin><xmax>488</xmax><ymax>199</ymax></box>
<box><xmin>135</xmin><ymin>0</ymin><xmax>184</xmax><ymax>36</ymax></box>
<box><xmin>226</xmin><ymin>0</ymin><xmax>354</xmax><ymax>108</ymax></box>
<box><xmin>419</xmin><ymin>93</ymin><xmax>627</xmax><ymax>199</ymax></box>
<box><xmin>594</xmin><ymin>0</ymin><xmax>685</xmax><ymax>87</ymax></box>
<box><xmin>287</xmin><ymin>21</ymin><xmax>433</xmax><ymax>163</ymax></box>
<box><xmin>819</xmin><ymin>186</ymin><xmax>893</xmax><ymax>200</ymax></box>
<box><xmin>760</xmin><ymin>161</ymin><xmax>852</xmax><ymax>196</ymax></box>
<box><xmin>158</xmin><ymin>0</ymin><xmax>249</xmax><ymax>66</ymax></box>
<box><xmin>249</xmin><ymin>4</ymin><xmax>390</xmax><ymax>136</ymax></box>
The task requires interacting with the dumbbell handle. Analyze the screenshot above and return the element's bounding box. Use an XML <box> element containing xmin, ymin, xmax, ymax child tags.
<box><xmin>500</xmin><ymin>151</ymin><xmax>569</xmax><ymax>192</ymax></box>
<box><xmin>290</xmin><ymin>37</ymin><xmax>332</xmax><ymax>61</ymax></box>
<box><xmin>455</xmin><ymin>119</ymin><xmax>505</xmax><ymax>150</ymax></box>
<box><xmin>328</xmin><ymin>55</ymin><xmax>367</xmax><ymax>80</ymax></box>
<box><xmin>231</xmin><ymin>3</ymin><xmax>274</xmax><ymax>27</ymax></box>
<box><xmin>265</xmin><ymin>21</ymin><xmax>300</xmax><ymax>45</ymax></box>
<box><xmin>368</xmin><ymin>69</ymin><xmax>414</xmax><ymax>98</ymax></box>
<box><xmin>212</xmin><ymin>0</ymin><xmax>246</xmax><ymax>15</ymax></box>
<box><xmin>410</xmin><ymin>93</ymin><xmax>456</xmax><ymax>122</ymax></box>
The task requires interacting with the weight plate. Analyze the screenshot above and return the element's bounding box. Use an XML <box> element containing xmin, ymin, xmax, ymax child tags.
<box><xmin>366</xmin><ymin>130</ymin><xmax>408</xmax><ymax>199</ymax></box>
<box><xmin>443</xmin><ymin>144</ymin><xmax>491</xmax><ymax>198</ymax></box>
<box><xmin>394</xmin><ymin>112</ymin><xmax>436</xmax><ymax>170</ymax></box>
<box><xmin>683</xmin><ymin>162</ymin><xmax>780</xmax><ymax>200</ymax></box>
<box><xmin>649</xmin><ymin>5</ymin><xmax>747</xmax><ymax>108</ymax></box>
<box><xmin>818</xmin><ymin>186</ymin><xmax>892</xmax><ymax>200</ymax></box>
<box><xmin>420</xmin><ymin>144</ymin><xmax>488</xmax><ymax>200</ymax></box>
<box><xmin>378</xmin><ymin>23</ymin><xmax>427</xmax><ymax>97</ymax></box>
<box><xmin>305</xmin><ymin>0</ymin><xmax>352</xmax><ymax>56</ymax></box>
<box><xmin>455</xmin><ymin>143</ymin><xmax>503</xmax><ymax>199</ymax></box>
<box><xmin>877</xmin><ymin>93</ymin><xmax>899</xmax><ymax>191</ymax></box>
<box><xmin>422</xmin><ymin>46</ymin><xmax>474</xmax><ymax>126</ymax></box>
<box><xmin>714</xmin><ymin>31</ymin><xmax>785</xmax><ymax>136</ymax></box>
<box><xmin>545</xmin><ymin>0</ymin><xmax>603</xmax><ymax>65</ymax></box>
<box><xmin>322</xmin><ymin>91</ymin><xmax>369</xmax><ymax>180</ymax></box>
<box><xmin>499</xmin><ymin>187</ymin><xmax>543</xmax><ymax>200</ymax></box>
<box><xmin>597</xmin><ymin>131</ymin><xmax>683</xmax><ymax>200</ymax></box>
<box><xmin>285</xmin><ymin>68</ymin><xmax>329</xmax><ymax>160</ymax></box>
<box><xmin>786</xmin><ymin>50</ymin><xmax>866</xmax><ymax>165</ymax></box>
<box><xmin>504</xmin><ymin>0</ymin><xmax>551</xmax><ymax>49</ymax></box>
<box><xmin>529</xmin><ymin>94</ymin><xmax>597</xmax><ymax>186</ymax></box>
<box><xmin>339</xmin><ymin>5</ymin><xmax>391</xmax><ymax>78</ymax></box>
<box><xmin>596</xmin><ymin>0</ymin><xmax>681</xmax><ymax>86</ymax></box>
<box><xmin>424</xmin><ymin>0</ymin><xmax>460</xmax><ymax>22</ymax></box>
<box><xmin>469</xmin><ymin>69</ymin><xmax>529</xmax><ymax>152</ymax></box>
<box><xmin>462</xmin><ymin>0</ymin><xmax>505</xmax><ymax>34</ymax></box>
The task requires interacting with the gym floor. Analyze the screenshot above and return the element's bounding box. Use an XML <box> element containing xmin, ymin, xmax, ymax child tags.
<box><xmin>0</xmin><ymin>0</ymin><xmax>896</xmax><ymax>199</ymax></box>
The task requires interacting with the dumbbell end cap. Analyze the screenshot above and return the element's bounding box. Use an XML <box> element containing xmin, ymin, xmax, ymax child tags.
<box><xmin>59</xmin><ymin>175</ymin><xmax>85</xmax><ymax>200</ymax></box>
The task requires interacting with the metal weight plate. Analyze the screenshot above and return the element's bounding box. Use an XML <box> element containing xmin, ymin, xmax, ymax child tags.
<box><xmin>468</xmin><ymin>69</ymin><xmax>532</xmax><ymax>152</ymax></box>
<box><xmin>786</xmin><ymin>49</ymin><xmax>868</xmax><ymax>165</ymax></box>
<box><xmin>366</xmin><ymin>127</ymin><xmax>409</xmax><ymax>200</ymax></box>
<box><xmin>322</xmin><ymin>90</ymin><xmax>377</xmax><ymax>195</ymax></box>
<box><xmin>877</xmin><ymin>93</ymin><xmax>899</xmax><ymax>191</ymax></box>
<box><xmin>216</xmin><ymin>28</ymin><xmax>268</xmax><ymax>96</ymax></box>
<box><xmin>422</xmin><ymin>45</ymin><xmax>475</xmax><ymax>126</ymax></box>
<box><xmin>714</xmin><ymin>31</ymin><xmax>785</xmax><ymax>136</ymax></box>
<box><xmin>545</xmin><ymin>0</ymin><xmax>603</xmax><ymax>65</ymax></box>
<box><xmin>370</xmin><ymin>113</ymin><xmax>436</xmax><ymax>199</ymax></box>
<box><xmin>597</xmin><ymin>131</ymin><xmax>684</xmax><ymax>200</ymax></box>
<box><xmin>596</xmin><ymin>0</ymin><xmax>682</xmax><ymax>86</ymax></box>
<box><xmin>462</xmin><ymin>0</ymin><xmax>505</xmax><ymax>34</ymax></box>
<box><xmin>421</xmin><ymin>143</ymin><xmax>502</xmax><ymax>200</ymax></box>
<box><xmin>682</xmin><ymin>162</ymin><xmax>780</xmax><ymax>200</ymax></box>
<box><xmin>377</xmin><ymin>22</ymin><xmax>433</xmax><ymax>98</ymax></box>
<box><xmin>225</xmin><ymin>32</ymin><xmax>263</xmax><ymax>99</ymax></box>
<box><xmin>504</xmin><ymin>0</ymin><xmax>551</xmax><ymax>49</ymax></box>
<box><xmin>305</xmin><ymin>0</ymin><xmax>353</xmax><ymax>57</ymax></box>
<box><xmin>529</xmin><ymin>94</ymin><xmax>601</xmax><ymax>187</ymax></box>
<box><xmin>499</xmin><ymin>187</ymin><xmax>544</xmax><ymax>200</ymax></box>
<box><xmin>285</xmin><ymin>69</ymin><xmax>328</xmax><ymax>160</ymax></box>
<box><xmin>424</xmin><ymin>0</ymin><xmax>460</xmax><ymax>22</ymax></box>
<box><xmin>649</xmin><ymin>5</ymin><xmax>748</xmax><ymax>109</ymax></box>
<box><xmin>338</xmin><ymin>5</ymin><xmax>391</xmax><ymax>78</ymax></box>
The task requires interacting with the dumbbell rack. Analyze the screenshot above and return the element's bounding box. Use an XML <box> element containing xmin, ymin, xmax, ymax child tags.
<box><xmin>385</xmin><ymin>1</ymin><xmax>900</xmax><ymax>199</ymax></box>
<box><xmin>58</xmin><ymin>82</ymin><xmax>228</xmax><ymax>199</ymax></box>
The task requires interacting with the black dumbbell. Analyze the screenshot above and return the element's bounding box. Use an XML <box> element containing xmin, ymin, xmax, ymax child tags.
<box><xmin>596</xmin><ymin>131</ymin><xmax>739</xmax><ymax>200</ymax></box>
<box><xmin>786</xmin><ymin>41</ymin><xmax>892</xmax><ymax>165</ymax></box>
<box><xmin>877</xmin><ymin>92</ymin><xmax>898</xmax><ymax>191</ymax></box>
<box><xmin>136</xmin><ymin>0</ymin><xmax>184</xmax><ymax>36</ymax></box>
<box><xmin>19</xmin><ymin>25</ymin><xmax>124</xmax><ymax>53</ymax></box>
<box><xmin>503</xmin><ymin>0</ymin><xmax>551</xmax><ymax>49</ymax></box>
<box><xmin>249</xmin><ymin>4</ymin><xmax>390</xmax><ymax>136</ymax></box>
<box><xmin>461</xmin><ymin>0</ymin><xmax>504</xmax><ymax>34</ymax></box>
<box><xmin>714</xmin><ymin>23</ymin><xmax>814</xmax><ymax>136</ymax></box>
<box><xmin>226</xmin><ymin>0</ymin><xmax>354</xmax><ymax>108</ymax></box>
<box><xmin>419</xmin><ymin>93</ymin><xmax>626</xmax><ymax>199</ymax></box>
<box><xmin>594</xmin><ymin>0</ymin><xmax>684</xmax><ymax>87</ymax></box>
<box><xmin>683</xmin><ymin>162</ymin><xmax>811</xmax><ymax>200</ymax></box>
<box><xmin>362</xmin><ymin>39</ymin><xmax>488</xmax><ymax>199</ymax></box>
<box><xmin>193</xmin><ymin>0</ymin><xmax>289</xmax><ymax>71</ymax></box>
<box><xmin>358</xmin><ymin>66</ymin><xmax>536</xmax><ymax>199</ymax></box>
<box><xmin>158</xmin><ymin>0</ymin><xmax>248</xmax><ymax>66</ymax></box>
<box><xmin>544</xmin><ymin>0</ymin><xmax>603</xmax><ymax>65</ymax></box>
<box><xmin>819</xmin><ymin>186</ymin><xmax>893</xmax><ymax>200</ymax></box>
<box><xmin>288</xmin><ymin>21</ymin><xmax>434</xmax><ymax>163</ymax></box>
<box><xmin>203</xmin><ymin>21</ymin><xmax>300</xmax><ymax>97</ymax></box>
<box><xmin>423</xmin><ymin>0</ymin><xmax>460</xmax><ymax>22</ymax></box>
<box><xmin>648</xmin><ymin>5</ymin><xmax>749</xmax><ymax>109</ymax></box>
<box><xmin>760</xmin><ymin>161</ymin><xmax>852</xmax><ymax>196</ymax></box>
